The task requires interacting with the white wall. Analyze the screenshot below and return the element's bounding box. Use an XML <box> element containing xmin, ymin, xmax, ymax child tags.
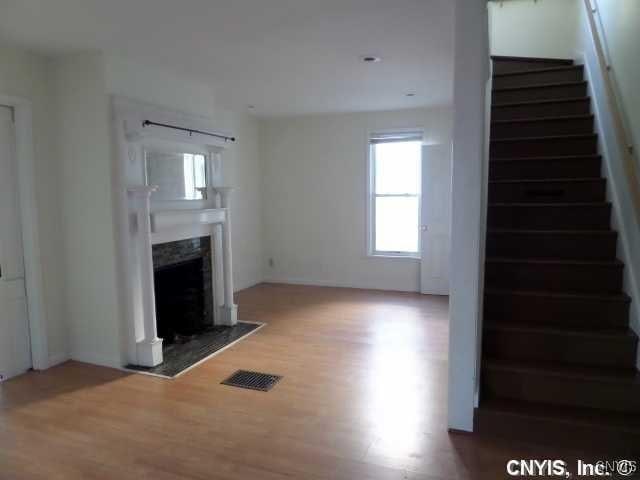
<box><xmin>591</xmin><ymin>0</ymin><xmax>640</xmax><ymax>163</ymax></box>
<box><xmin>260</xmin><ymin>107</ymin><xmax>453</xmax><ymax>292</ymax></box>
<box><xmin>104</xmin><ymin>55</ymin><xmax>216</xmax><ymax>118</ymax></box>
<box><xmin>489</xmin><ymin>0</ymin><xmax>580</xmax><ymax>59</ymax></box>
<box><xmin>50</xmin><ymin>53</ymin><xmax>125</xmax><ymax>368</ymax></box>
<box><xmin>575</xmin><ymin>1</ymin><xmax>640</xmax><ymax>340</ymax></box>
<box><xmin>0</xmin><ymin>44</ymin><xmax>68</xmax><ymax>366</ymax></box>
<box><xmin>448</xmin><ymin>0</ymin><xmax>490</xmax><ymax>432</ymax></box>
<box><xmin>220</xmin><ymin>111</ymin><xmax>264</xmax><ymax>291</ymax></box>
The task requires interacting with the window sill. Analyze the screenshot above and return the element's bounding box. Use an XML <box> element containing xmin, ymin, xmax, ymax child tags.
<box><xmin>367</xmin><ymin>253</ymin><xmax>421</xmax><ymax>261</ymax></box>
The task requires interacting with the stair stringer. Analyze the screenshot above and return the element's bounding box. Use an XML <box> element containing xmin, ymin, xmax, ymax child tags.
<box><xmin>576</xmin><ymin>44</ymin><xmax>640</xmax><ymax>367</ymax></box>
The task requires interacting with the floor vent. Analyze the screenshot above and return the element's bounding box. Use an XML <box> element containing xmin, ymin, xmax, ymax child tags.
<box><xmin>221</xmin><ymin>370</ymin><xmax>282</xmax><ymax>392</ymax></box>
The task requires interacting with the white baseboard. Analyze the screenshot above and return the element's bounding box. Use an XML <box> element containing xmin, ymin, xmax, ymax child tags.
<box><xmin>47</xmin><ymin>352</ymin><xmax>70</xmax><ymax>368</ymax></box>
<box><xmin>264</xmin><ymin>276</ymin><xmax>420</xmax><ymax>293</ymax></box>
<box><xmin>234</xmin><ymin>278</ymin><xmax>264</xmax><ymax>293</ymax></box>
<box><xmin>70</xmin><ymin>350</ymin><xmax>122</xmax><ymax>369</ymax></box>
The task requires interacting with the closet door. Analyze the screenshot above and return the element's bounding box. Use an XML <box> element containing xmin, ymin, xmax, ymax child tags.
<box><xmin>0</xmin><ymin>105</ymin><xmax>31</xmax><ymax>381</ymax></box>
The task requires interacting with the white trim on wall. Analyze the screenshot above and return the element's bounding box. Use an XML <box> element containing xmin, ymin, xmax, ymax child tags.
<box><xmin>263</xmin><ymin>277</ymin><xmax>421</xmax><ymax>293</ymax></box>
<box><xmin>0</xmin><ymin>94</ymin><xmax>49</xmax><ymax>370</ymax></box>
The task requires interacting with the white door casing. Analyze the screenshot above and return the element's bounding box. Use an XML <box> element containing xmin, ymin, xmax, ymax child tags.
<box><xmin>420</xmin><ymin>143</ymin><xmax>452</xmax><ymax>295</ymax></box>
<box><xmin>0</xmin><ymin>105</ymin><xmax>32</xmax><ymax>380</ymax></box>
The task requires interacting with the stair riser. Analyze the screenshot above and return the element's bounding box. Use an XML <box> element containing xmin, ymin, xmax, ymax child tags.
<box><xmin>492</xmin><ymin>100</ymin><xmax>591</xmax><ymax>121</ymax></box>
<box><xmin>486</xmin><ymin>233</ymin><xmax>617</xmax><ymax>260</ymax></box>
<box><xmin>489</xmin><ymin>180</ymin><xmax>606</xmax><ymax>204</ymax></box>
<box><xmin>492</xmin><ymin>60</ymin><xmax>574</xmax><ymax>75</ymax></box>
<box><xmin>484</xmin><ymin>292</ymin><xmax>630</xmax><ymax>329</ymax></box>
<box><xmin>488</xmin><ymin>205</ymin><xmax>611</xmax><ymax>230</ymax></box>
<box><xmin>483</xmin><ymin>369</ymin><xmax>640</xmax><ymax>414</ymax></box>
<box><xmin>490</xmin><ymin>158</ymin><xmax>602</xmax><ymax>180</ymax></box>
<box><xmin>493</xmin><ymin>67</ymin><xmax>584</xmax><ymax>89</ymax></box>
<box><xmin>485</xmin><ymin>261</ymin><xmax>623</xmax><ymax>293</ymax></box>
<box><xmin>491</xmin><ymin>117</ymin><xmax>594</xmax><ymax>139</ymax></box>
<box><xmin>483</xmin><ymin>329</ymin><xmax>637</xmax><ymax>368</ymax></box>
<box><xmin>493</xmin><ymin>83</ymin><xmax>587</xmax><ymax>104</ymax></box>
<box><xmin>474</xmin><ymin>408</ymin><xmax>640</xmax><ymax>455</ymax></box>
<box><xmin>491</xmin><ymin>136</ymin><xmax>598</xmax><ymax>158</ymax></box>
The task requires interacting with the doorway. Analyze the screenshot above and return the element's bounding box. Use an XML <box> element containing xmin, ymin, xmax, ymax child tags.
<box><xmin>0</xmin><ymin>105</ymin><xmax>32</xmax><ymax>381</ymax></box>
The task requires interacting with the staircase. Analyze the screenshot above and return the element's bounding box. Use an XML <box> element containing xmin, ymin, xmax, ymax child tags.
<box><xmin>475</xmin><ymin>56</ymin><xmax>640</xmax><ymax>454</ymax></box>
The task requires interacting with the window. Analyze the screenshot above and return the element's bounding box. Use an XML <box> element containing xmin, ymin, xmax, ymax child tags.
<box><xmin>368</xmin><ymin>131</ymin><xmax>422</xmax><ymax>257</ymax></box>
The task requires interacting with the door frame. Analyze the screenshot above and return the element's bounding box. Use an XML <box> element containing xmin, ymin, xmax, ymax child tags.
<box><xmin>0</xmin><ymin>94</ymin><xmax>49</xmax><ymax>371</ymax></box>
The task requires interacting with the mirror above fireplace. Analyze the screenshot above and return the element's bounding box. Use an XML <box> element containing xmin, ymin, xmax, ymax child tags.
<box><xmin>144</xmin><ymin>149</ymin><xmax>209</xmax><ymax>201</ymax></box>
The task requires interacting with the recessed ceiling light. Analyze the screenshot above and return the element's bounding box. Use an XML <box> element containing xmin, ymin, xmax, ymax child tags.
<box><xmin>361</xmin><ymin>56</ymin><xmax>381</xmax><ymax>63</ymax></box>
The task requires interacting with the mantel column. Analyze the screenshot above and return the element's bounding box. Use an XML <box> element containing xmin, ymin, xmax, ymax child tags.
<box><xmin>128</xmin><ymin>186</ymin><xmax>163</xmax><ymax>366</ymax></box>
<box><xmin>216</xmin><ymin>187</ymin><xmax>238</xmax><ymax>326</ymax></box>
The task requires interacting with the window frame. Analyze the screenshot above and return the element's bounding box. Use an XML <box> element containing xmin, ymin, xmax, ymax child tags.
<box><xmin>366</xmin><ymin>129</ymin><xmax>423</xmax><ymax>259</ymax></box>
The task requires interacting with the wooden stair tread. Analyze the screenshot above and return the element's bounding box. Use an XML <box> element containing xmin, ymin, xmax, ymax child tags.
<box><xmin>491</xmin><ymin>114</ymin><xmax>594</xmax><ymax>125</ymax></box>
<box><xmin>478</xmin><ymin>398</ymin><xmax>640</xmax><ymax>432</ymax></box>
<box><xmin>490</xmin><ymin>133</ymin><xmax>597</xmax><ymax>143</ymax></box>
<box><xmin>484</xmin><ymin>359</ymin><xmax>640</xmax><ymax>383</ymax></box>
<box><xmin>489</xmin><ymin>177</ymin><xmax>602</xmax><ymax>184</ymax></box>
<box><xmin>493</xmin><ymin>80</ymin><xmax>587</xmax><ymax>92</ymax></box>
<box><xmin>493</xmin><ymin>97</ymin><xmax>589</xmax><ymax>108</ymax></box>
<box><xmin>488</xmin><ymin>228</ymin><xmax>615</xmax><ymax>234</ymax></box>
<box><xmin>486</xmin><ymin>257</ymin><xmax>623</xmax><ymax>266</ymax></box>
<box><xmin>490</xmin><ymin>154</ymin><xmax>601</xmax><ymax>163</ymax></box>
<box><xmin>490</xmin><ymin>201</ymin><xmax>609</xmax><ymax>206</ymax></box>
<box><xmin>484</xmin><ymin>322</ymin><xmax>634</xmax><ymax>339</ymax></box>
<box><xmin>491</xmin><ymin>55</ymin><xmax>574</xmax><ymax>65</ymax></box>
<box><xmin>485</xmin><ymin>288</ymin><xmax>631</xmax><ymax>303</ymax></box>
<box><xmin>493</xmin><ymin>65</ymin><xmax>583</xmax><ymax>78</ymax></box>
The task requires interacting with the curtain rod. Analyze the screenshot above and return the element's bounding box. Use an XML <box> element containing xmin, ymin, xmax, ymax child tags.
<box><xmin>142</xmin><ymin>120</ymin><xmax>236</xmax><ymax>142</ymax></box>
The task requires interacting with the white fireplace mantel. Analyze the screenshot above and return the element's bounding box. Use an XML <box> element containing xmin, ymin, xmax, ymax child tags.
<box><xmin>126</xmin><ymin>187</ymin><xmax>238</xmax><ymax>368</ymax></box>
<box><xmin>112</xmin><ymin>96</ymin><xmax>238</xmax><ymax>369</ymax></box>
<box><xmin>150</xmin><ymin>208</ymin><xmax>226</xmax><ymax>233</ymax></box>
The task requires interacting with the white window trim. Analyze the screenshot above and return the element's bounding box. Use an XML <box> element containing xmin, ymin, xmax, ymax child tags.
<box><xmin>366</xmin><ymin>128</ymin><xmax>424</xmax><ymax>260</ymax></box>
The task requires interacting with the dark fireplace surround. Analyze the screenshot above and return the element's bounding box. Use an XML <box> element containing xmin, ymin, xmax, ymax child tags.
<box><xmin>152</xmin><ymin>237</ymin><xmax>214</xmax><ymax>344</ymax></box>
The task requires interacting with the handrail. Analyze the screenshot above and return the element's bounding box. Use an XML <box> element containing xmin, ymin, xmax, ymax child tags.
<box><xmin>583</xmin><ymin>0</ymin><xmax>640</xmax><ymax>220</ymax></box>
<box><xmin>586</xmin><ymin>0</ymin><xmax>636</xmax><ymax>157</ymax></box>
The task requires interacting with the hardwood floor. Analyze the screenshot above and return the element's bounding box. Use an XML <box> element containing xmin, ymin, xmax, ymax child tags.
<box><xmin>0</xmin><ymin>284</ymin><xmax>608</xmax><ymax>479</ymax></box>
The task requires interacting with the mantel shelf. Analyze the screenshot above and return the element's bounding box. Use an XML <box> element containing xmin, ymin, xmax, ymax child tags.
<box><xmin>150</xmin><ymin>208</ymin><xmax>226</xmax><ymax>233</ymax></box>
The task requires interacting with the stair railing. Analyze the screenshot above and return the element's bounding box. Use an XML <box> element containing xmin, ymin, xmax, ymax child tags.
<box><xmin>583</xmin><ymin>0</ymin><xmax>640</xmax><ymax>220</ymax></box>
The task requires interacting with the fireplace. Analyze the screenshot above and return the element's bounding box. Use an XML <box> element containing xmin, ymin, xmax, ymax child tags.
<box><xmin>152</xmin><ymin>237</ymin><xmax>213</xmax><ymax>345</ymax></box>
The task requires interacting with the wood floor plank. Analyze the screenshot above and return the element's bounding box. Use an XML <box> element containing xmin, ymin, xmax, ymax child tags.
<box><xmin>0</xmin><ymin>283</ymin><xmax>606</xmax><ymax>479</ymax></box>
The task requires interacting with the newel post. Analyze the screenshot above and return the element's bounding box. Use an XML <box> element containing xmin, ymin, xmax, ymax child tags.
<box><xmin>215</xmin><ymin>187</ymin><xmax>238</xmax><ymax>326</ymax></box>
<box><xmin>128</xmin><ymin>186</ymin><xmax>163</xmax><ymax>366</ymax></box>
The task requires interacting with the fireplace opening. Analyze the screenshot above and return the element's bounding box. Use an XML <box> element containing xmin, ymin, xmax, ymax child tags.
<box><xmin>152</xmin><ymin>236</ymin><xmax>214</xmax><ymax>345</ymax></box>
<box><xmin>155</xmin><ymin>256</ymin><xmax>212</xmax><ymax>344</ymax></box>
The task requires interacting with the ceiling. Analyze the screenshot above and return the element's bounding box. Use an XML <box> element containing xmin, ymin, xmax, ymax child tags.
<box><xmin>0</xmin><ymin>0</ymin><xmax>454</xmax><ymax>117</ymax></box>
